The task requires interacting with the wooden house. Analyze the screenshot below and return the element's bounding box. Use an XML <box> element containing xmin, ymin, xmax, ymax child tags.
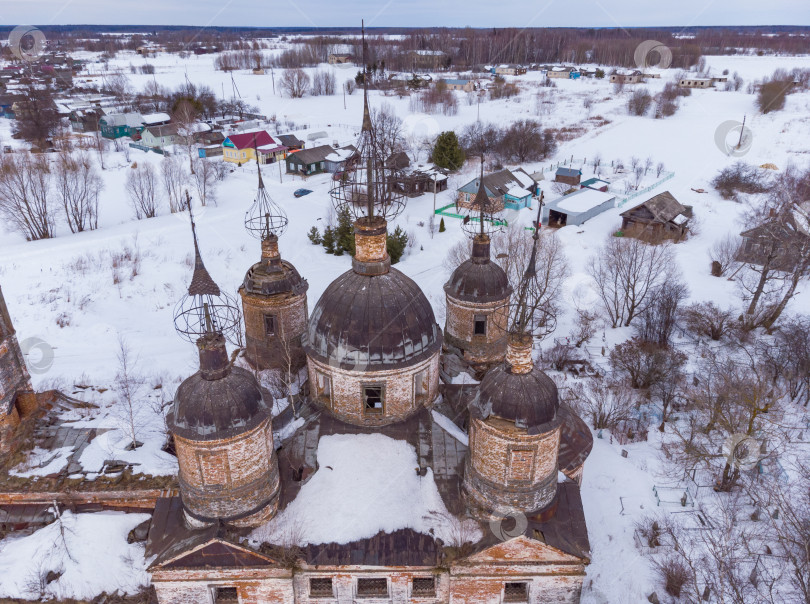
<box><xmin>277</xmin><ymin>134</ymin><xmax>305</xmax><ymax>153</ymax></box>
<box><xmin>407</xmin><ymin>50</ymin><xmax>447</xmax><ymax>70</ymax></box>
<box><xmin>441</xmin><ymin>78</ymin><xmax>475</xmax><ymax>92</ymax></box>
<box><xmin>223</xmin><ymin>131</ymin><xmax>286</xmax><ymax>165</ymax></box>
<box><xmin>736</xmin><ymin>205</ymin><xmax>810</xmax><ymax>272</ymax></box>
<box><xmin>619</xmin><ymin>191</ymin><xmax>692</xmax><ymax>238</ymax></box>
<box><xmin>579</xmin><ymin>177</ymin><xmax>610</xmax><ymax>192</ymax></box>
<box><xmin>547</xmin><ymin>66</ymin><xmax>575</xmax><ymax>79</ymax></box>
<box><xmin>387</xmin><ymin>153</ymin><xmax>449</xmax><ymax>197</ymax></box>
<box><xmin>555</xmin><ymin>167</ymin><xmax>582</xmax><ymax>186</ymax></box>
<box><xmin>494</xmin><ymin>65</ymin><xmax>527</xmax><ymax>76</ymax></box>
<box><xmin>285</xmin><ymin>144</ymin><xmax>350</xmax><ymax>176</ymax></box>
<box><xmin>457</xmin><ymin>168</ymin><xmax>538</xmax><ymax>212</ymax></box>
<box><xmin>99</xmin><ymin>113</ymin><xmax>144</xmax><ymax>139</ymax></box>
<box><xmin>141</xmin><ymin>123</ymin><xmax>181</xmax><ymax>150</ymax></box>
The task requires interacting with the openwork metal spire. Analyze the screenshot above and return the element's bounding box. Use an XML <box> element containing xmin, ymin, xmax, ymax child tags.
<box><xmin>461</xmin><ymin>155</ymin><xmax>501</xmax><ymax>239</ymax></box>
<box><xmin>244</xmin><ymin>159</ymin><xmax>288</xmax><ymax>240</ymax></box>
<box><xmin>174</xmin><ymin>192</ymin><xmax>241</xmax><ymax>346</ymax></box>
<box><xmin>510</xmin><ymin>197</ymin><xmax>545</xmax><ymax>338</ymax></box>
<box><xmin>329</xmin><ymin>19</ymin><xmax>406</xmax><ymax>223</ymax></box>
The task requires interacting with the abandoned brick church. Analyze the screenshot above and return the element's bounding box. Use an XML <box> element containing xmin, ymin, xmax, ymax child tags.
<box><xmin>0</xmin><ymin>30</ymin><xmax>594</xmax><ymax>604</ymax></box>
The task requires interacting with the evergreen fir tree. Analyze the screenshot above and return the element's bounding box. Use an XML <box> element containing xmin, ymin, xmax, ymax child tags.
<box><xmin>387</xmin><ymin>226</ymin><xmax>409</xmax><ymax>264</ymax></box>
<box><xmin>322</xmin><ymin>226</ymin><xmax>336</xmax><ymax>254</ymax></box>
<box><xmin>307</xmin><ymin>226</ymin><xmax>322</xmax><ymax>245</ymax></box>
<box><xmin>335</xmin><ymin>206</ymin><xmax>356</xmax><ymax>255</ymax></box>
<box><xmin>431</xmin><ymin>131</ymin><xmax>466</xmax><ymax>171</ymax></box>
<box><xmin>439</xmin><ymin>217</ymin><xmax>446</xmax><ymax>232</ymax></box>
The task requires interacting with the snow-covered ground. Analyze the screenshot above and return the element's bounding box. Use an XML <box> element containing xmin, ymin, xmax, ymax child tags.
<box><xmin>1</xmin><ymin>45</ymin><xmax>810</xmax><ymax>601</ymax></box>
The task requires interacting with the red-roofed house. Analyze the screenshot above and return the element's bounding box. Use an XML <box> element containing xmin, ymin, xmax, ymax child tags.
<box><xmin>223</xmin><ymin>130</ymin><xmax>287</xmax><ymax>165</ymax></box>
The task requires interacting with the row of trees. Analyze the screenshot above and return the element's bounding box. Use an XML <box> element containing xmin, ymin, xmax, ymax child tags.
<box><xmin>0</xmin><ymin>152</ymin><xmax>103</xmax><ymax>240</ymax></box>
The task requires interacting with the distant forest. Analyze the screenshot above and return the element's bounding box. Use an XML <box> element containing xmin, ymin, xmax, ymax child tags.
<box><xmin>2</xmin><ymin>25</ymin><xmax>808</xmax><ymax>70</ymax></box>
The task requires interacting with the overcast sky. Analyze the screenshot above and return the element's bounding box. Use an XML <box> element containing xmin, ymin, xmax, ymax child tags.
<box><xmin>1</xmin><ymin>0</ymin><xmax>808</xmax><ymax>28</ymax></box>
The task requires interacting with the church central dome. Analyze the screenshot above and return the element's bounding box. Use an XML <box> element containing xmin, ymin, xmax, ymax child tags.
<box><xmin>305</xmin><ymin>267</ymin><xmax>441</xmax><ymax>371</ymax></box>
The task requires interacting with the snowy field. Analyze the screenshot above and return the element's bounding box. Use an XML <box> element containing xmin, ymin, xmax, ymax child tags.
<box><xmin>1</xmin><ymin>45</ymin><xmax>809</xmax><ymax>602</ymax></box>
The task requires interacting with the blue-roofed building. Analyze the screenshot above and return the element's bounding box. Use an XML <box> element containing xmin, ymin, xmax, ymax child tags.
<box><xmin>441</xmin><ymin>78</ymin><xmax>475</xmax><ymax>92</ymax></box>
<box><xmin>457</xmin><ymin>168</ymin><xmax>538</xmax><ymax>212</ymax></box>
<box><xmin>555</xmin><ymin>167</ymin><xmax>582</xmax><ymax>186</ymax></box>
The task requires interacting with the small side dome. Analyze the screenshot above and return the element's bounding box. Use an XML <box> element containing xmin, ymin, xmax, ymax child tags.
<box><xmin>243</xmin><ymin>259</ymin><xmax>308</xmax><ymax>297</ymax></box>
<box><xmin>168</xmin><ymin>366</ymin><xmax>270</xmax><ymax>440</ymax></box>
<box><xmin>445</xmin><ymin>259</ymin><xmax>512</xmax><ymax>303</ymax></box>
<box><xmin>472</xmin><ymin>364</ymin><xmax>559</xmax><ymax>431</ymax></box>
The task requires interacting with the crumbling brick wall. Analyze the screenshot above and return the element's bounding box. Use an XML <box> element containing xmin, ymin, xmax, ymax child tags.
<box><xmin>306</xmin><ymin>352</ymin><xmax>440</xmax><ymax>427</ymax></box>
<box><xmin>174</xmin><ymin>417</ymin><xmax>280</xmax><ymax>527</ymax></box>
<box><xmin>241</xmin><ymin>288</ymin><xmax>308</xmax><ymax>373</ymax></box>
<box><xmin>444</xmin><ymin>295</ymin><xmax>509</xmax><ymax>365</ymax></box>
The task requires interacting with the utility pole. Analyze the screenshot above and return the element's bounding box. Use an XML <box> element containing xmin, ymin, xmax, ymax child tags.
<box><xmin>279</xmin><ymin>159</ymin><xmax>283</xmax><ymax>184</ymax></box>
<box><xmin>736</xmin><ymin>114</ymin><xmax>746</xmax><ymax>150</ymax></box>
<box><xmin>270</xmin><ymin>68</ymin><xmax>275</xmax><ymax>95</ymax></box>
<box><xmin>431</xmin><ymin>173</ymin><xmax>437</xmax><ymax>239</ymax></box>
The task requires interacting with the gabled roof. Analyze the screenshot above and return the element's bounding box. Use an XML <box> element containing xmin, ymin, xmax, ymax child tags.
<box><xmin>288</xmin><ymin>144</ymin><xmax>352</xmax><ymax>166</ymax></box>
<box><xmin>277</xmin><ymin>134</ymin><xmax>304</xmax><ymax>148</ymax></box>
<box><xmin>460</xmin><ymin>535</ymin><xmax>585</xmax><ymax>565</ymax></box>
<box><xmin>225</xmin><ymin>130</ymin><xmax>276</xmax><ymax>150</ymax></box>
<box><xmin>458</xmin><ymin>169</ymin><xmax>535</xmax><ymax>198</ymax></box>
<box><xmin>555</xmin><ymin>167</ymin><xmax>582</xmax><ymax>177</ymax></box>
<box><xmin>620</xmin><ymin>191</ymin><xmax>687</xmax><ymax>224</ymax></box>
<box><xmin>145</xmin><ymin>123</ymin><xmax>179</xmax><ymax>138</ymax></box>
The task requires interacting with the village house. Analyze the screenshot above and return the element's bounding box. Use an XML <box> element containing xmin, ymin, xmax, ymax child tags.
<box><xmin>277</xmin><ymin>134</ymin><xmax>305</xmax><ymax>152</ymax></box>
<box><xmin>99</xmin><ymin>112</ymin><xmax>144</xmax><ymax>139</ymax></box>
<box><xmin>494</xmin><ymin>64</ymin><xmax>527</xmax><ymax>76</ymax></box>
<box><xmin>542</xmin><ymin>189</ymin><xmax>616</xmax><ymax>227</ymax></box>
<box><xmin>388</xmin><ymin>152</ymin><xmax>449</xmax><ymax>197</ymax></box>
<box><xmin>285</xmin><ymin>144</ymin><xmax>354</xmax><ymax>176</ymax></box>
<box><xmin>223</xmin><ymin>131</ymin><xmax>287</xmax><ymax>165</ymax></box>
<box><xmin>547</xmin><ymin>66</ymin><xmax>577</xmax><ymax>79</ymax></box>
<box><xmin>441</xmin><ymin>78</ymin><xmax>475</xmax><ymax>92</ymax></box>
<box><xmin>68</xmin><ymin>107</ymin><xmax>103</xmax><ymax>133</ymax></box>
<box><xmin>610</xmin><ymin>69</ymin><xmax>643</xmax><ymax>84</ymax></box>
<box><xmin>679</xmin><ymin>77</ymin><xmax>714</xmax><ymax>89</ymax></box>
<box><xmin>555</xmin><ymin>166</ymin><xmax>582</xmax><ymax>186</ymax></box>
<box><xmin>457</xmin><ymin>168</ymin><xmax>538</xmax><ymax>212</ymax></box>
<box><xmin>736</xmin><ymin>203</ymin><xmax>810</xmax><ymax>272</ymax></box>
<box><xmin>140</xmin><ymin>123</ymin><xmax>181</xmax><ymax>150</ymax></box>
<box><xmin>619</xmin><ymin>191</ymin><xmax>692</xmax><ymax>238</ymax></box>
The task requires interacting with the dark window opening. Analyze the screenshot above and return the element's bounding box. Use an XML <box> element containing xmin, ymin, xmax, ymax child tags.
<box><xmin>412</xmin><ymin>576</ymin><xmax>436</xmax><ymax>597</ymax></box>
<box><xmin>213</xmin><ymin>586</ymin><xmax>239</xmax><ymax>603</ymax></box>
<box><xmin>503</xmin><ymin>582</ymin><xmax>529</xmax><ymax>602</ymax></box>
<box><xmin>264</xmin><ymin>314</ymin><xmax>276</xmax><ymax>336</ymax></box>
<box><xmin>309</xmin><ymin>577</ymin><xmax>334</xmax><ymax>598</ymax></box>
<box><xmin>473</xmin><ymin>314</ymin><xmax>487</xmax><ymax>336</ymax></box>
<box><xmin>357</xmin><ymin>578</ymin><xmax>388</xmax><ymax>598</ymax></box>
<box><xmin>363</xmin><ymin>386</ymin><xmax>384</xmax><ymax>414</ymax></box>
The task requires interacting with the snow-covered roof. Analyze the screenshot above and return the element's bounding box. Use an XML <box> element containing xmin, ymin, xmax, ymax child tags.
<box><xmin>555</xmin><ymin>189</ymin><xmax>615</xmax><ymax>214</ymax></box>
<box><xmin>506</xmin><ymin>185</ymin><xmax>531</xmax><ymax>199</ymax></box>
<box><xmin>512</xmin><ymin>169</ymin><xmax>535</xmax><ymax>189</ymax></box>
<box><xmin>249</xmin><ymin>433</ymin><xmax>479</xmax><ymax>546</ymax></box>
<box><xmin>101</xmin><ymin>113</ymin><xmax>143</xmax><ymax>128</ymax></box>
<box><xmin>141</xmin><ymin>112</ymin><xmax>170</xmax><ymax>125</ymax></box>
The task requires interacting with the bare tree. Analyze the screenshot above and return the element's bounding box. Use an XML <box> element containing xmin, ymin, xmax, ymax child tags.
<box><xmin>0</xmin><ymin>153</ymin><xmax>55</xmax><ymax>240</ymax></box>
<box><xmin>710</xmin><ymin>232</ymin><xmax>741</xmax><ymax>276</ymax></box>
<box><xmin>191</xmin><ymin>157</ymin><xmax>217</xmax><ymax>207</ymax></box>
<box><xmin>173</xmin><ymin>99</ymin><xmax>201</xmax><ymax>174</ymax></box>
<box><xmin>280</xmin><ymin>68</ymin><xmax>310</xmax><ymax>98</ymax></box>
<box><xmin>568</xmin><ymin>377</ymin><xmax>638</xmax><ymax>431</ymax></box>
<box><xmin>160</xmin><ymin>155</ymin><xmax>188</xmax><ymax>213</ymax></box>
<box><xmin>115</xmin><ymin>335</ymin><xmax>143</xmax><ymax>451</ymax></box>
<box><xmin>12</xmin><ymin>84</ymin><xmax>61</xmax><ymax>148</ymax></box>
<box><xmin>609</xmin><ymin>337</ymin><xmax>687</xmax><ymax>390</ymax></box>
<box><xmin>681</xmin><ymin>301</ymin><xmax>735</xmax><ymax>341</ymax></box>
<box><xmin>55</xmin><ymin>151</ymin><xmax>102</xmax><ymax>233</ymax></box>
<box><xmin>126</xmin><ymin>163</ymin><xmax>160</xmax><ymax>219</ymax></box>
<box><xmin>588</xmin><ymin>235</ymin><xmax>676</xmax><ymax>327</ymax></box>
<box><xmin>311</xmin><ymin>69</ymin><xmax>337</xmax><ymax>95</ymax></box>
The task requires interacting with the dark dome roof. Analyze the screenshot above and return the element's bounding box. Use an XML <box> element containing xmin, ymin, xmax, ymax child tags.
<box><xmin>243</xmin><ymin>259</ymin><xmax>308</xmax><ymax>297</ymax></box>
<box><xmin>305</xmin><ymin>267</ymin><xmax>442</xmax><ymax>371</ymax></box>
<box><xmin>445</xmin><ymin>258</ymin><xmax>512</xmax><ymax>303</ymax></box>
<box><xmin>167</xmin><ymin>366</ymin><xmax>270</xmax><ymax>440</ymax></box>
<box><xmin>472</xmin><ymin>364</ymin><xmax>559</xmax><ymax>432</ymax></box>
